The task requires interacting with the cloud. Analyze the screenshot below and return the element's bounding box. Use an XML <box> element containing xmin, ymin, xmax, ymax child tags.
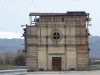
<box><xmin>0</xmin><ymin>31</ymin><xmax>23</xmax><ymax>39</ymax></box>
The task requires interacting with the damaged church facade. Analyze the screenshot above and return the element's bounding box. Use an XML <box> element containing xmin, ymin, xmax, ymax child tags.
<box><xmin>22</xmin><ymin>11</ymin><xmax>91</xmax><ymax>70</ymax></box>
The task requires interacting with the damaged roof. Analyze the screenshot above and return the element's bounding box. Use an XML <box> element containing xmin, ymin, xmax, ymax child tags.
<box><xmin>29</xmin><ymin>11</ymin><xmax>89</xmax><ymax>16</ymax></box>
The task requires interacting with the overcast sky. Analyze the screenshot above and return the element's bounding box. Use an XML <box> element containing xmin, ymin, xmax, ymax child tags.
<box><xmin>0</xmin><ymin>0</ymin><xmax>100</xmax><ymax>36</ymax></box>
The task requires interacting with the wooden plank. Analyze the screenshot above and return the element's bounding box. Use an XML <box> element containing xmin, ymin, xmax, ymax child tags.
<box><xmin>27</xmin><ymin>58</ymin><xmax>37</xmax><ymax>62</ymax></box>
<box><xmin>77</xmin><ymin>50</ymin><xmax>88</xmax><ymax>54</ymax></box>
<box><xmin>27</xmin><ymin>29</ymin><xmax>37</xmax><ymax>33</ymax></box>
<box><xmin>78</xmin><ymin>58</ymin><xmax>88</xmax><ymax>61</ymax></box>
<box><xmin>77</xmin><ymin>54</ymin><xmax>88</xmax><ymax>57</ymax></box>
<box><xmin>28</xmin><ymin>50</ymin><xmax>37</xmax><ymax>53</ymax></box>
<box><xmin>27</xmin><ymin>37</ymin><xmax>37</xmax><ymax>42</ymax></box>
<box><xmin>27</xmin><ymin>62</ymin><xmax>37</xmax><ymax>66</ymax></box>
<box><xmin>78</xmin><ymin>67</ymin><xmax>88</xmax><ymax>69</ymax></box>
<box><xmin>27</xmin><ymin>30</ymin><xmax>37</xmax><ymax>32</ymax></box>
<box><xmin>78</xmin><ymin>60</ymin><xmax>88</xmax><ymax>63</ymax></box>
<box><xmin>76</xmin><ymin>37</ymin><xmax>87</xmax><ymax>42</ymax></box>
<box><xmin>27</xmin><ymin>46</ymin><xmax>37</xmax><ymax>50</ymax></box>
<box><xmin>27</xmin><ymin>61</ymin><xmax>37</xmax><ymax>63</ymax></box>
<box><xmin>27</xmin><ymin>61</ymin><xmax>37</xmax><ymax>64</ymax></box>
<box><xmin>27</xmin><ymin>26</ymin><xmax>37</xmax><ymax>30</ymax></box>
<box><xmin>76</xmin><ymin>45</ymin><xmax>87</xmax><ymax>50</ymax></box>
<box><xmin>26</xmin><ymin>56</ymin><xmax>37</xmax><ymax>58</ymax></box>
<box><xmin>27</xmin><ymin>53</ymin><xmax>37</xmax><ymax>56</ymax></box>
<box><xmin>78</xmin><ymin>64</ymin><xmax>88</xmax><ymax>67</ymax></box>
<box><xmin>26</xmin><ymin>60</ymin><xmax>37</xmax><ymax>63</ymax></box>
<box><xmin>26</xmin><ymin>27</ymin><xmax>37</xmax><ymax>35</ymax></box>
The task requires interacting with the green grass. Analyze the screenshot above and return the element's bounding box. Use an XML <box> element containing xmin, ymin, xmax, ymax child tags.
<box><xmin>27</xmin><ymin>70</ymin><xmax>35</xmax><ymax>72</ymax></box>
<box><xmin>0</xmin><ymin>64</ymin><xmax>13</xmax><ymax>68</ymax></box>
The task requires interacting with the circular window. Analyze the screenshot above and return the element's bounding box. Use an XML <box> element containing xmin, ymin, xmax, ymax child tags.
<box><xmin>53</xmin><ymin>32</ymin><xmax>60</xmax><ymax>39</ymax></box>
<box><xmin>50</xmin><ymin>29</ymin><xmax>63</xmax><ymax>43</ymax></box>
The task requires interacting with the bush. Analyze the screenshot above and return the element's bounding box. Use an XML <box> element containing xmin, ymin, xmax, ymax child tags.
<box><xmin>14</xmin><ymin>54</ymin><xmax>25</xmax><ymax>66</ymax></box>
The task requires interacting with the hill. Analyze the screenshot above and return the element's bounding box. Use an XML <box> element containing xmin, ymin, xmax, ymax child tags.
<box><xmin>89</xmin><ymin>36</ymin><xmax>100</xmax><ymax>58</ymax></box>
<box><xmin>0</xmin><ymin>38</ymin><xmax>24</xmax><ymax>53</ymax></box>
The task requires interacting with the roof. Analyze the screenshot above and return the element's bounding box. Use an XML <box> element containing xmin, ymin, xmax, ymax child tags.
<box><xmin>29</xmin><ymin>11</ymin><xmax>89</xmax><ymax>16</ymax></box>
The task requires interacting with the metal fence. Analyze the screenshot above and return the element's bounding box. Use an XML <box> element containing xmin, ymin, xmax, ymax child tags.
<box><xmin>90</xmin><ymin>65</ymin><xmax>100</xmax><ymax>69</ymax></box>
<box><xmin>0</xmin><ymin>69</ymin><xmax>27</xmax><ymax>75</ymax></box>
<box><xmin>0</xmin><ymin>66</ymin><xmax>28</xmax><ymax>70</ymax></box>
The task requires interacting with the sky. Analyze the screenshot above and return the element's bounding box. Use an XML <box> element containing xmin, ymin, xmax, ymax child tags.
<box><xmin>0</xmin><ymin>0</ymin><xmax>100</xmax><ymax>36</ymax></box>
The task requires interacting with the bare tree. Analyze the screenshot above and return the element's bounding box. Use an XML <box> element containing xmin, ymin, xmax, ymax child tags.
<box><xmin>0</xmin><ymin>49</ymin><xmax>25</xmax><ymax>66</ymax></box>
<box><xmin>14</xmin><ymin>49</ymin><xmax>25</xmax><ymax>66</ymax></box>
<box><xmin>3</xmin><ymin>51</ymin><xmax>15</xmax><ymax>65</ymax></box>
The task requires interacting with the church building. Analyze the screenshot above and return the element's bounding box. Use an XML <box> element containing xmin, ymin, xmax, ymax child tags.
<box><xmin>22</xmin><ymin>11</ymin><xmax>91</xmax><ymax>70</ymax></box>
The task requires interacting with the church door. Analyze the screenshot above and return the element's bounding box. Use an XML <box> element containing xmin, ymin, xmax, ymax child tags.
<box><xmin>52</xmin><ymin>57</ymin><xmax>61</xmax><ymax>70</ymax></box>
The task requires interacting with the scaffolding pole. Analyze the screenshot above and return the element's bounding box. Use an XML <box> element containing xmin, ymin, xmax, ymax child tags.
<box><xmin>80</xmin><ymin>16</ymin><xmax>82</xmax><ymax>44</ymax></box>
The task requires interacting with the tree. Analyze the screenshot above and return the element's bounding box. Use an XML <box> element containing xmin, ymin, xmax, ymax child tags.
<box><xmin>13</xmin><ymin>49</ymin><xmax>25</xmax><ymax>66</ymax></box>
<box><xmin>0</xmin><ymin>55</ymin><xmax>3</xmax><ymax>65</ymax></box>
<box><xmin>14</xmin><ymin>54</ymin><xmax>25</xmax><ymax>66</ymax></box>
<box><xmin>3</xmin><ymin>51</ymin><xmax>14</xmax><ymax>65</ymax></box>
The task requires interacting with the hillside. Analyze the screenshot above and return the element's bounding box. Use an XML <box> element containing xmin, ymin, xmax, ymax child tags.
<box><xmin>89</xmin><ymin>36</ymin><xmax>100</xmax><ymax>58</ymax></box>
<box><xmin>0</xmin><ymin>38</ymin><xmax>24</xmax><ymax>53</ymax></box>
<box><xmin>0</xmin><ymin>36</ymin><xmax>100</xmax><ymax>58</ymax></box>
